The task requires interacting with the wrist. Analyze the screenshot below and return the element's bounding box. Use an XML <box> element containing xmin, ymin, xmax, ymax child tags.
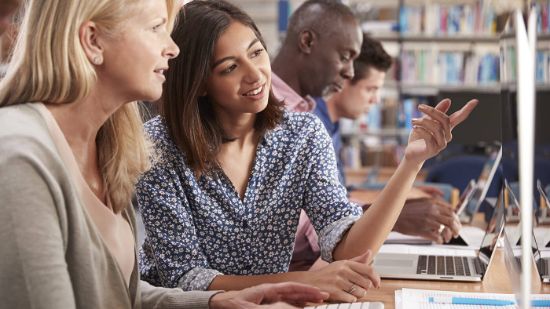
<box><xmin>209</xmin><ymin>291</ymin><xmax>232</xmax><ymax>309</ymax></box>
<box><xmin>288</xmin><ymin>270</ymin><xmax>313</xmax><ymax>286</ymax></box>
<box><xmin>400</xmin><ymin>157</ymin><xmax>424</xmax><ymax>173</ymax></box>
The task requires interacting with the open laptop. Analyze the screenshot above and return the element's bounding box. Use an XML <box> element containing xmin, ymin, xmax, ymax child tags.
<box><xmin>537</xmin><ymin>179</ymin><xmax>550</xmax><ymax>224</ymax></box>
<box><xmin>458</xmin><ymin>147</ymin><xmax>502</xmax><ymax>224</ymax></box>
<box><xmin>502</xmin><ymin>212</ymin><xmax>550</xmax><ymax>284</ymax></box>
<box><xmin>372</xmin><ymin>189</ymin><xmax>506</xmax><ymax>282</ymax></box>
<box><xmin>501</xmin><ymin>182</ymin><xmax>550</xmax><ymax>284</ymax></box>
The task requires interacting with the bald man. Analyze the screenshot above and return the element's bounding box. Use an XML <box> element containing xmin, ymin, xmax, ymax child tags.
<box><xmin>269</xmin><ymin>0</ymin><xmax>365</xmax><ymax>271</ymax></box>
<box><xmin>271</xmin><ymin>0</ymin><xmax>362</xmax><ymax>112</ymax></box>
<box><xmin>271</xmin><ymin>1</ymin><xmax>462</xmax><ymax>272</ymax></box>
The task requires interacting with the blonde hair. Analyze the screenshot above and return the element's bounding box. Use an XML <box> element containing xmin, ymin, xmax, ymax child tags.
<box><xmin>0</xmin><ymin>0</ymin><xmax>179</xmax><ymax>212</ymax></box>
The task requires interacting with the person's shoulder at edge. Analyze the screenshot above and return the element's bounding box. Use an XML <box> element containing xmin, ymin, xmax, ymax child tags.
<box><xmin>143</xmin><ymin>115</ymin><xmax>186</xmax><ymax>164</ymax></box>
<box><xmin>0</xmin><ymin>103</ymin><xmax>45</xmax><ymax>137</ymax></box>
<box><xmin>0</xmin><ymin>103</ymin><xmax>57</xmax><ymax>154</ymax></box>
<box><xmin>277</xmin><ymin>110</ymin><xmax>324</xmax><ymax>138</ymax></box>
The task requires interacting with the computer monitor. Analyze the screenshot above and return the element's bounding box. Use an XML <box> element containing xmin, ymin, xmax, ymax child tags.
<box><xmin>516</xmin><ymin>8</ymin><xmax>536</xmax><ymax>308</ymax></box>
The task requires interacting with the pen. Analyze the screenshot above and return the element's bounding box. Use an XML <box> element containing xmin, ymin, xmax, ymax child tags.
<box><xmin>428</xmin><ymin>296</ymin><xmax>550</xmax><ymax>307</ymax></box>
<box><xmin>532</xmin><ymin>300</ymin><xmax>550</xmax><ymax>307</ymax></box>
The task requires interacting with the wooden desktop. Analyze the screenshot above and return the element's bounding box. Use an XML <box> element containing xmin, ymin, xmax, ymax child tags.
<box><xmin>342</xmin><ymin>168</ymin><xmax>550</xmax><ymax>308</ymax></box>
<box><xmin>358</xmin><ymin>213</ymin><xmax>550</xmax><ymax>309</ymax></box>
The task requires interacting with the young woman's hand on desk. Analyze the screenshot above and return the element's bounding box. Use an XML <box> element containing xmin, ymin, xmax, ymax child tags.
<box><xmin>209</xmin><ymin>282</ymin><xmax>329</xmax><ymax>309</ymax></box>
<box><xmin>303</xmin><ymin>250</ymin><xmax>380</xmax><ymax>303</ymax></box>
<box><xmin>394</xmin><ymin>197</ymin><xmax>462</xmax><ymax>243</ymax></box>
<box><xmin>405</xmin><ymin>99</ymin><xmax>478</xmax><ymax>166</ymax></box>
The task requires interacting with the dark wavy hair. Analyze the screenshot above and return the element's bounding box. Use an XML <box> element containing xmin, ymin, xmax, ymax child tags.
<box><xmin>161</xmin><ymin>0</ymin><xmax>283</xmax><ymax>176</ymax></box>
<box><xmin>351</xmin><ymin>34</ymin><xmax>393</xmax><ymax>84</ymax></box>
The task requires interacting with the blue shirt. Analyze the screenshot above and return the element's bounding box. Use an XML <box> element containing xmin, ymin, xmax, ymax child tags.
<box><xmin>137</xmin><ymin>112</ymin><xmax>362</xmax><ymax>291</ymax></box>
<box><xmin>313</xmin><ymin>97</ymin><xmax>346</xmax><ymax>185</ymax></box>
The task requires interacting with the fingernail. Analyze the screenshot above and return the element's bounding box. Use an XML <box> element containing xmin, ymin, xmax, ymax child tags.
<box><xmin>418</xmin><ymin>104</ymin><xmax>428</xmax><ymax>111</ymax></box>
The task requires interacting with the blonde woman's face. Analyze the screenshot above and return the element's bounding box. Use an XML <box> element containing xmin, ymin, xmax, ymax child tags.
<box><xmin>206</xmin><ymin>21</ymin><xmax>271</xmax><ymax>117</ymax></box>
<box><xmin>98</xmin><ymin>0</ymin><xmax>179</xmax><ymax>102</ymax></box>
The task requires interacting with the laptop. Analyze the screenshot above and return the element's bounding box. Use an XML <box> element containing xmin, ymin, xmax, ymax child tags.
<box><xmin>454</xmin><ymin>179</ymin><xmax>477</xmax><ymax>217</ymax></box>
<box><xmin>458</xmin><ymin>147</ymin><xmax>502</xmax><ymax>224</ymax></box>
<box><xmin>503</xmin><ymin>179</ymin><xmax>522</xmax><ymax>222</ymax></box>
<box><xmin>537</xmin><ymin>179</ymin><xmax>550</xmax><ymax>224</ymax></box>
<box><xmin>502</xmin><ymin>213</ymin><xmax>550</xmax><ymax>284</ymax></box>
<box><xmin>373</xmin><ymin>189</ymin><xmax>506</xmax><ymax>282</ymax></box>
<box><xmin>533</xmin><ymin>234</ymin><xmax>550</xmax><ymax>283</ymax></box>
<box><xmin>501</xmin><ymin>182</ymin><xmax>550</xmax><ymax>284</ymax></box>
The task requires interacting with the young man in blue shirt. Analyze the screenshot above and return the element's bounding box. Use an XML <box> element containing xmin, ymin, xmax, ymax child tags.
<box><xmin>313</xmin><ymin>35</ymin><xmax>391</xmax><ymax>185</ymax></box>
<box><xmin>311</xmin><ymin>34</ymin><xmax>462</xmax><ymax>252</ymax></box>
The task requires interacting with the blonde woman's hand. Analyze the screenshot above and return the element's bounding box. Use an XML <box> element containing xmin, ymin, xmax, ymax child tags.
<box><xmin>404</xmin><ymin>99</ymin><xmax>478</xmax><ymax>166</ymax></box>
<box><xmin>303</xmin><ymin>250</ymin><xmax>380</xmax><ymax>303</ymax></box>
<box><xmin>209</xmin><ymin>282</ymin><xmax>329</xmax><ymax>309</ymax></box>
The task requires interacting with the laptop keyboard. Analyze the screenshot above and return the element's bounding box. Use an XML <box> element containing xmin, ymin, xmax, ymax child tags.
<box><xmin>416</xmin><ymin>255</ymin><xmax>483</xmax><ymax>276</ymax></box>
<box><xmin>306</xmin><ymin>302</ymin><xmax>383</xmax><ymax>309</ymax></box>
<box><xmin>536</xmin><ymin>258</ymin><xmax>549</xmax><ymax>275</ymax></box>
<box><xmin>515</xmin><ymin>256</ymin><xmax>549</xmax><ymax>276</ymax></box>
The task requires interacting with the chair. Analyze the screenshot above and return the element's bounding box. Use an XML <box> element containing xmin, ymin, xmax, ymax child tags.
<box><xmin>425</xmin><ymin>154</ymin><xmax>503</xmax><ymax>214</ymax></box>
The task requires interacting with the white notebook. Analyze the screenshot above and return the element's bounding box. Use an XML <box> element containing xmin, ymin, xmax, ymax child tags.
<box><xmin>395</xmin><ymin>288</ymin><xmax>550</xmax><ymax>309</ymax></box>
<box><xmin>306</xmin><ymin>301</ymin><xmax>384</xmax><ymax>309</ymax></box>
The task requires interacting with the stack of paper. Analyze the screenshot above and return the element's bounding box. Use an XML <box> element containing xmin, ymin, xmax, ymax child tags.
<box><xmin>395</xmin><ymin>288</ymin><xmax>550</xmax><ymax>309</ymax></box>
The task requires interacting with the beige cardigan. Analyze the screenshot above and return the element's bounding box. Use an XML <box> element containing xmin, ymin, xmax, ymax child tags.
<box><xmin>0</xmin><ymin>103</ymin><xmax>219</xmax><ymax>309</ymax></box>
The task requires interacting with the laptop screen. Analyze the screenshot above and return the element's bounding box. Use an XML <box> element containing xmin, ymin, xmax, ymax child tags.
<box><xmin>465</xmin><ymin>147</ymin><xmax>503</xmax><ymax>218</ymax></box>
<box><xmin>478</xmin><ymin>188</ymin><xmax>506</xmax><ymax>264</ymax></box>
<box><xmin>502</xmin><ymin>181</ymin><xmax>546</xmax><ymax>280</ymax></box>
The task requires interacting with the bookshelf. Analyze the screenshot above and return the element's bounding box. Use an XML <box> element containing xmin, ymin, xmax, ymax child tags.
<box><xmin>340</xmin><ymin>0</ymin><xmax>506</xmax><ymax>171</ymax></box>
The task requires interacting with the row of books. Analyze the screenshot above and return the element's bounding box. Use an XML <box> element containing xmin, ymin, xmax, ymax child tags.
<box><xmin>536</xmin><ymin>0</ymin><xmax>550</xmax><ymax>33</ymax></box>
<box><xmin>399</xmin><ymin>1</ymin><xmax>497</xmax><ymax>36</ymax></box>
<box><xmin>536</xmin><ymin>49</ymin><xmax>550</xmax><ymax>83</ymax></box>
<box><xmin>400</xmin><ymin>48</ymin><xmax>499</xmax><ymax>85</ymax></box>
<box><xmin>340</xmin><ymin>97</ymin><xmax>424</xmax><ymax>136</ymax></box>
<box><xmin>502</xmin><ymin>42</ymin><xmax>550</xmax><ymax>84</ymax></box>
<box><xmin>339</xmin><ymin>97</ymin><xmax>427</xmax><ymax>169</ymax></box>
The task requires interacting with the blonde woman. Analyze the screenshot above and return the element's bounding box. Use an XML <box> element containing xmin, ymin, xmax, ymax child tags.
<box><xmin>0</xmin><ymin>0</ymin><xmax>327</xmax><ymax>308</ymax></box>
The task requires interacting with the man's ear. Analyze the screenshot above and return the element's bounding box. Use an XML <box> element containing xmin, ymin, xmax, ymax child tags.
<box><xmin>79</xmin><ymin>21</ymin><xmax>104</xmax><ymax>66</ymax></box>
<box><xmin>298</xmin><ymin>30</ymin><xmax>316</xmax><ymax>54</ymax></box>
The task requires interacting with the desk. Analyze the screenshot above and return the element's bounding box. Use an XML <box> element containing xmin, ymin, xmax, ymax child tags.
<box><xmin>361</xmin><ymin>250</ymin><xmax>549</xmax><ymax>308</ymax></box>
<box><xmin>359</xmin><ymin>214</ymin><xmax>550</xmax><ymax>308</ymax></box>
<box><xmin>345</xmin><ymin>167</ymin><xmax>428</xmax><ymax>187</ymax></box>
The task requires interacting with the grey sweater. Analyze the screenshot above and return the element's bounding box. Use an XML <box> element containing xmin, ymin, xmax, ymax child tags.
<box><xmin>0</xmin><ymin>103</ymin><xmax>219</xmax><ymax>309</ymax></box>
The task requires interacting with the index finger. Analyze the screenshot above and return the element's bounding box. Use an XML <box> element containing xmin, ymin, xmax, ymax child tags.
<box><xmin>449</xmin><ymin>99</ymin><xmax>478</xmax><ymax>128</ymax></box>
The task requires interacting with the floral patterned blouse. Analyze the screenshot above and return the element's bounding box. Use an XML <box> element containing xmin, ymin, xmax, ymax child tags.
<box><xmin>137</xmin><ymin>111</ymin><xmax>362</xmax><ymax>291</ymax></box>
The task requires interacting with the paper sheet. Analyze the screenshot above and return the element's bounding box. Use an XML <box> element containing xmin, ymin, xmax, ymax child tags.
<box><xmin>396</xmin><ymin>288</ymin><xmax>550</xmax><ymax>309</ymax></box>
<box><xmin>385</xmin><ymin>232</ymin><xmax>432</xmax><ymax>245</ymax></box>
<box><xmin>384</xmin><ymin>226</ymin><xmax>485</xmax><ymax>248</ymax></box>
<box><xmin>378</xmin><ymin>244</ymin><xmax>477</xmax><ymax>257</ymax></box>
<box><xmin>395</xmin><ymin>290</ymin><xmax>402</xmax><ymax>309</ymax></box>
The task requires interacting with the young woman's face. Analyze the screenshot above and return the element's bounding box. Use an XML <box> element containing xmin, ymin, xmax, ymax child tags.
<box><xmin>206</xmin><ymin>21</ymin><xmax>271</xmax><ymax>117</ymax></box>
<box><xmin>99</xmin><ymin>0</ymin><xmax>179</xmax><ymax>102</ymax></box>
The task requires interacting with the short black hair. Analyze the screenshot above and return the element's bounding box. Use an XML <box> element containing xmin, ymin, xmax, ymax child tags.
<box><xmin>286</xmin><ymin>0</ymin><xmax>356</xmax><ymax>42</ymax></box>
<box><xmin>351</xmin><ymin>34</ymin><xmax>393</xmax><ymax>84</ymax></box>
